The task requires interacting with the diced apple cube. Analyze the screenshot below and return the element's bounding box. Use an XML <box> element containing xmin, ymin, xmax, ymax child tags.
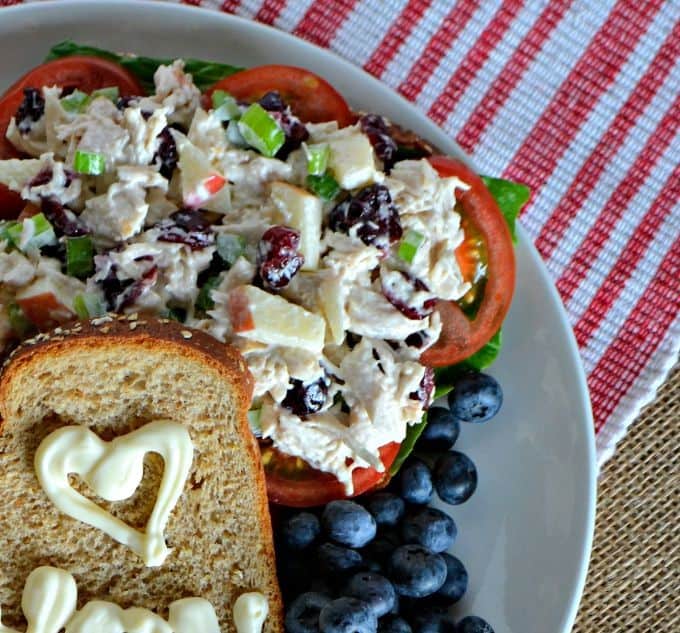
<box><xmin>174</xmin><ymin>133</ymin><xmax>227</xmax><ymax>209</ymax></box>
<box><xmin>270</xmin><ymin>181</ymin><xmax>322</xmax><ymax>270</ymax></box>
<box><xmin>318</xmin><ymin>275</ymin><xmax>347</xmax><ymax>346</ymax></box>
<box><xmin>0</xmin><ymin>159</ymin><xmax>43</xmax><ymax>193</ymax></box>
<box><xmin>15</xmin><ymin>277</ymin><xmax>79</xmax><ymax>330</ymax></box>
<box><xmin>327</xmin><ymin>134</ymin><xmax>379</xmax><ymax>190</ymax></box>
<box><xmin>228</xmin><ymin>285</ymin><xmax>326</xmax><ymax>353</ymax></box>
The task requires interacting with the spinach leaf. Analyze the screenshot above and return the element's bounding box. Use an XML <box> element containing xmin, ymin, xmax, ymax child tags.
<box><xmin>45</xmin><ymin>40</ymin><xmax>243</xmax><ymax>92</ymax></box>
<box><xmin>433</xmin><ymin>329</ymin><xmax>502</xmax><ymax>399</ymax></box>
<box><xmin>481</xmin><ymin>175</ymin><xmax>530</xmax><ymax>243</ymax></box>
<box><xmin>389</xmin><ymin>412</ymin><xmax>428</xmax><ymax>476</ymax></box>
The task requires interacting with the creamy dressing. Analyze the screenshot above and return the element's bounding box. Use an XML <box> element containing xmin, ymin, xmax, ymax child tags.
<box><xmin>0</xmin><ymin>59</ymin><xmax>471</xmax><ymax>491</ymax></box>
<box><xmin>35</xmin><ymin>420</ymin><xmax>193</xmax><ymax>566</ymax></box>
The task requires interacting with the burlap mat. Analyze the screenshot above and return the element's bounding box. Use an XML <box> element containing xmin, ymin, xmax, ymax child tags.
<box><xmin>573</xmin><ymin>365</ymin><xmax>679</xmax><ymax>632</ymax></box>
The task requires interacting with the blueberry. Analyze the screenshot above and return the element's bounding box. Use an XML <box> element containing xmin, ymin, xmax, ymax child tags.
<box><xmin>401</xmin><ymin>508</ymin><xmax>457</xmax><ymax>553</ymax></box>
<box><xmin>448</xmin><ymin>373</ymin><xmax>502</xmax><ymax>423</ymax></box>
<box><xmin>319</xmin><ymin>597</ymin><xmax>378</xmax><ymax>633</ymax></box>
<box><xmin>322</xmin><ymin>500</ymin><xmax>377</xmax><ymax>548</ymax></box>
<box><xmin>379</xmin><ymin>615</ymin><xmax>412</xmax><ymax>633</ymax></box>
<box><xmin>387</xmin><ymin>545</ymin><xmax>447</xmax><ymax>598</ymax></box>
<box><xmin>410</xmin><ymin>605</ymin><xmax>457</xmax><ymax>633</ymax></box>
<box><xmin>417</xmin><ymin>408</ymin><xmax>460</xmax><ymax>452</ymax></box>
<box><xmin>285</xmin><ymin>592</ymin><xmax>331</xmax><ymax>633</ymax></box>
<box><xmin>344</xmin><ymin>572</ymin><xmax>396</xmax><ymax>618</ymax></box>
<box><xmin>317</xmin><ymin>542</ymin><xmax>364</xmax><ymax>575</ymax></box>
<box><xmin>455</xmin><ymin>616</ymin><xmax>494</xmax><ymax>633</ymax></box>
<box><xmin>433</xmin><ymin>553</ymin><xmax>468</xmax><ymax>604</ymax></box>
<box><xmin>364</xmin><ymin>493</ymin><xmax>405</xmax><ymax>527</ymax></box>
<box><xmin>433</xmin><ymin>451</ymin><xmax>478</xmax><ymax>505</ymax></box>
<box><xmin>282</xmin><ymin>512</ymin><xmax>321</xmax><ymax>550</ymax></box>
<box><xmin>398</xmin><ymin>459</ymin><xmax>433</xmax><ymax>505</ymax></box>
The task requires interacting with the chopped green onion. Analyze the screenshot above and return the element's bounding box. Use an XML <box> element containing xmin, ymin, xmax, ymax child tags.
<box><xmin>247</xmin><ymin>408</ymin><xmax>262</xmax><ymax>437</ymax></box>
<box><xmin>74</xmin><ymin>150</ymin><xmax>106</xmax><ymax>175</ymax></box>
<box><xmin>73</xmin><ymin>293</ymin><xmax>106</xmax><ymax>319</ymax></box>
<box><xmin>7</xmin><ymin>303</ymin><xmax>33</xmax><ymax>337</ymax></box>
<box><xmin>7</xmin><ymin>213</ymin><xmax>57</xmax><ymax>252</ymax></box>
<box><xmin>212</xmin><ymin>90</ymin><xmax>242</xmax><ymax>122</ymax></box>
<box><xmin>304</xmin><ymin>143</ymin><xmax>330</xmax><ymax>176</ymax></box>
<box><xmin>211</xmin><ymin>90</ymin><xmax>231</xmax><ymax>108</ymax></box>
<box><xmin>90</xmin><ymin>86</ymin><xmax>119</xmax><ymax>102</ymax></box>
<box><xmin>195</xmin><ymin>275</ymin><xmax>222</xmax><ymax>312</ymax></box>
<box><xmin>0</xmin><ymin>220</ymin><xmax>19</xmax><ymax>245</ymax></box>
<box><xmin>66</xmin><ymin>235</ymin><xmax>94</xmax><ymax>279</ymax></box>
<box><xmin>306</xmin><ymin>173</ymin><xmax>340</xmax><ymax>201</ymax></box>
<box><xmin>61</xmin><ymin>87</ymin><xmax>118</xmax><ymax>114</ymax></box>
<box><xmin>216</xmin><ymin>233</ymin><xmax>247</xmax><ymax>267</ymax></box>
<box><xmin>226</xmin><ymin>120</ymin><xmax>249</xmax><ymax>147</ymax></box>
<box><xmin>397</xmin><ymin>229</ymin><xmax>426</xmax><ymax>264</ymax></box>
<box><xmin>61</xmin><ymin>89</ymin><xmax>89</xmax><ymax>112</ymax></box>
<box><xmin>237</xmin><ymin>103</ymin><xmax>285</xmax><ymax>157</ymax></box>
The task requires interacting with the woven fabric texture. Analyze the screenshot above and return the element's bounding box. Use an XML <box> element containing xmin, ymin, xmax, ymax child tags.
<box><xmin>2</xmin><ymin>0</ymin><xmax>679</xmax><ymax>466</ymax></box>
<box><xmin>573</xmin><ymin>365</ymin><xmax>679</xmax><ymax>631</ymax></box>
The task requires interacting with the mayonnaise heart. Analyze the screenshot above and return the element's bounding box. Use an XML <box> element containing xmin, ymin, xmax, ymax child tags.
<box><xmin>34</xmin><ymin>420</ymin><xmax>193</xmax><ymax>566</ymax></box>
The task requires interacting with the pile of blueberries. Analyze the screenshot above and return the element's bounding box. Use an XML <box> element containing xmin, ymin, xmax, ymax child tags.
<box><xmin>277</xmin><ymin>372</ymin><xmax>503</xmax><ymax>633</ymax></box>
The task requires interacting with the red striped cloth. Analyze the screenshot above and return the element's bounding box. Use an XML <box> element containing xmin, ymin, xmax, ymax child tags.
<box><xmin>5</xmin><ymin>0</ymin><xmax>679</xmax><ymax>466</ymax></box>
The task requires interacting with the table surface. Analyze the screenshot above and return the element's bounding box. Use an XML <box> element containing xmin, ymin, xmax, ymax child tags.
<box><xmin>573</xmin><ymin>365</ymin><xmax>678</xmax><ymax>631</ymax></box>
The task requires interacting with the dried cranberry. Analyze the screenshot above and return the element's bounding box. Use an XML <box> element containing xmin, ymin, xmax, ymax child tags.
<box><xmin>281</xmin><ymin>378</ymin><xmax>329</xmax><ymax>416</ymax></box>
<box><xmin>40</xmin><ymin>198</ymin><xmax>89</xmax><ymax>237</ymax></box>
<box><xmin>329</xmin><ymin>184</ymin><xmax>402</xmax><ymax>250</ymax></box>
<box><xmin>258</xmin><ymin>91</ymin><xmax>286</xmax><ymax>111</ymax></box>
<box><xmin>157</xmin><ymin>209</ymin><xmax>214</xmax><ymax>250</ymax></box>
<box><xmin>116</xmin><ymin>266</ymin><xmax>158</xmax><ymax>311</ymax></box>
<box><xmin>100</xmin><ymin>265</ymin><xmax>158</xmax><ymax>311</ymax></box>
<box><xmin>15</xmin><ymin>88</ymin><xmax>45</xmax><ymax>134</ymax></box>
<box><xmin>257</xmin><ymin>226</ymin><xmax>304</xmax><ymax>289</ymax></box>
<box><xmin>116</xmin><ymin>95</ymin><xmax>140</xmax><ymax>110</ymax></box>
<box><xmin>29</xmin><ymin>169</ymin><xmax>54</xmax><ymax>188</ymax></box>
<box><xmin>410</xmin><ymin>367</ymin><xmax>435</xmax><ymax>409</ymax></box>
<box><xmin>405</xmin><ymin>331</ymin><xmax>430</xmax><ymax>349</ymax></box>
<box><xmin>39</xmin><ymin>241</ymin><xmax>66</xmax><ymax>263</ymax></box>
<box><xmin>153</xmin><ymin>127</ymin><xmax>179</xmax><ymax>179</ymax></box>
<box><xmin>360</xmin><ymin>114</ymin><xmax>398</xmax><ymax>171</ymax></box>
<box><xmin>277</xmin><ymin>115</ymin><xmax>310</xmax><ymax>159</ymax></box>
<box><xmin>382</xmin><ymin>271</ymin><xmax>436</xmax><ymax>320</ymax></box>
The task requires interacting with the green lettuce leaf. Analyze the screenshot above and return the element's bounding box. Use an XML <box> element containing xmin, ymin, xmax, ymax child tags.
<box><xmin>481</xmin><ymin>175</ymin><xmax>530</xmax><ymax>243</ymax></box>
<box><xmin>389</xmin><ymin>412</ymin><xmax>428</xmax><ymax>476</ymax></box>
<box><xmin>45</xmin><ymin>40</ymin><xmax>243</xmax><ymax>92</ymax></box>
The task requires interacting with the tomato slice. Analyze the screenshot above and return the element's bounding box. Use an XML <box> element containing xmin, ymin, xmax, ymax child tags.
<box><xmin>420</xmin><ymin>156</ymin><xmax>515</xmax><ymax>367</ymax></box>
<box><xmin>0</xmin><ymin>56</ymin><xmax>144</xmax><ymax>220</ymax></box>
<box><xmin>263</xmin><ymin>442</ymin><xmax>400</xmax><ymax>508</ymax></box>
<box><xmin>205</xmin><ymin>65</ymin><xmax>353</xmax><ymax>127</ymax></box>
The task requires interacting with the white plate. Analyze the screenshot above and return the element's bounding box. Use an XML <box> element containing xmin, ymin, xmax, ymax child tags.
<box><xmin>0</xmin><ymin>2</ymin><xmax>596</xmax><ymax>632</ymax></box>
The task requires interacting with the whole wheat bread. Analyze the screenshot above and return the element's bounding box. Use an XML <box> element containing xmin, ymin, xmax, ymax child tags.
<box><xmin>0</xmin><ymin>315</ymin><xmax>282</xmax><ymax>632</ymax></box>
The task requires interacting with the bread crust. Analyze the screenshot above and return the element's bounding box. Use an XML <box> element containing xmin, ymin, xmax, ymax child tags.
<box><xmin>0</xmin><ymin>315</ymin><xmax>283</xmax><ymax>633</ymax></box>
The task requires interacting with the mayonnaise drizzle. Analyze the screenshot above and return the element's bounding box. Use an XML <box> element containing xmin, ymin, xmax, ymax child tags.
<box><xmin>0</xmin><ymin>566</ymin><xmax>236</xmax><ymax>633</ymax></box>
<box><xmin>34</xmin><ymin>420</ymin><xmax>193</xmax><ymax>566</ymax></box>
<box><xmin>233</xmin><ymin>593</ymin><xmax>269</xmax><ymax>633</ymax></box>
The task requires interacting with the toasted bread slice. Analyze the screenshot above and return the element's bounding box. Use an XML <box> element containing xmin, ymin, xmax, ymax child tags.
<box><xmin>0</xmin><ymin>316</ymin><xmax>282</xmax><ymax>633</ymax></box>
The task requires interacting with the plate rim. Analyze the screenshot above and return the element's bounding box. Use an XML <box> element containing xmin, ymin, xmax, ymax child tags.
<box><xmin>0</xmin><ymin>1</ymin><xmax>597</xmax><ymax>629</ymax></box>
